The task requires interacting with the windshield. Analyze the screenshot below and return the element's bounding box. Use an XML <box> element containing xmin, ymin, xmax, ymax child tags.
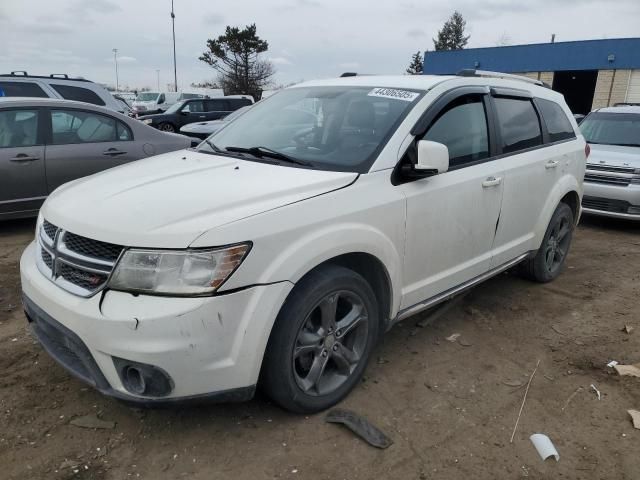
<box><xmin>165</xmin><ymin>100</ymin><xmax>187</xmax><ymax>114</ymax></box>
<box><xmin>580</xmin><ymin>112</ymin><xmax>640</xmax><ymax>147</ymax></box>
<box><xmin>197</xmin><ymin>86</ymin><xmax>424</xmax><ymax>172</ymax></box>
<box><xmin>136</xmin><ymin>92</ymin><xmax>159</xmax><ymax>102</ymax></box>
<box><xmin>223</xmin><ymin>105</ymin><xmax>250</xmax><ymax>122</ymax></box>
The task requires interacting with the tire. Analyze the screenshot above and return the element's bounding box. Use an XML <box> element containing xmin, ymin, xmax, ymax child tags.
<box><xmin>261</xmin><ymin>264</ymin><xmax>380</xmax><ymax>413</ymax></box>
<box><xmin>519</xmin><ymin>202</ymin><xmax>574</xmax><ymax>283</ymax></box>
<box><xmin>157</xmin><ymin>122</ymin><xmax>175</xmax><ymax>133</ymax></box>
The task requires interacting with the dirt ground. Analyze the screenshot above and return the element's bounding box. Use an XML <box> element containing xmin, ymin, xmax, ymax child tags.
<box><xmin>1</xmin><ymin>216</ymin><xmax>639</xmax><ymax>480</ymax></box>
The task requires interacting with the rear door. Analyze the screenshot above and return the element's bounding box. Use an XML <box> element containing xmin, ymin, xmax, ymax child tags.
<box><xmin>489</xmin><ymin>91</ymin><xmax>569</xmax><ymax>266</ymax></box>
<box><xmin>0</xmin><ymin>108</ymin><xmax>47</xmax><ymax>216</ymax></box>
<box><xmin>205</xmin><ymin>99</ymin><xmax>231</xmax><ymax>120</ymax></box>
<box><xmin>44</xmin><ymin>108</ymin><xmax>140</xmax><ymax>192</ymax></box>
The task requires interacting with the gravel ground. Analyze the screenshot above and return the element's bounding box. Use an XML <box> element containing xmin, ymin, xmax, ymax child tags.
<box><xmin>1</xmin><ymin>215</ymin><xmax>639</xmax><ymax>480</ymax></box>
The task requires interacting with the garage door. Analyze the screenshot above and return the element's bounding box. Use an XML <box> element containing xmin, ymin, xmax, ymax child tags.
<box><xmin>627</xmin><ymin>70</ymin><xmax>640</xmax><ymax>103</ymax></box>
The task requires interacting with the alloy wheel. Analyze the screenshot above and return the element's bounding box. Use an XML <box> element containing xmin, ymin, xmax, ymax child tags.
<box><xmin>544</xmin><ymin>214</ymin><xmax>572</xmax><ymax>273</ymax></box>
<box><xmin>292</xmin><ymin>290</ymin><xmax>369</xmax><ymax>396</ymax></box>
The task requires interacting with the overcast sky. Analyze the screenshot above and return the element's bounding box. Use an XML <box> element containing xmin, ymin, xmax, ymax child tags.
<box><xmin>1</xmin><ymin>0</ymin><xmax>639</xmax><ymax>91</ymax></box>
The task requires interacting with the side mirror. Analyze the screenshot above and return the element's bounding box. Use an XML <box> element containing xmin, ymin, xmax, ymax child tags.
<box><xmin>180</xmin><ymin>110</ymin><xmax>188</xmax><ymax>115</ymax></box>
<box><xmin>416</xmin><ymin>140</ymin><xmax>449</xmax><ymax>175</ymax></box>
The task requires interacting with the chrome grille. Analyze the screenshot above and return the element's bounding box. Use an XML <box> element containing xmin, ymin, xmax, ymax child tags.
<box><xmin>584</xmin><ymin>163</ymin><xmax>635</xmax><ymax>187</ymax></box>
<box><xmin>583</xmin><ymin>173</ymin><xmax>631</xmax><ymax>186</ymax></box>
<box><xmin>36</xmin><ymin>220</ymin><xmax>124</xmax><ymax>297</ymax></box>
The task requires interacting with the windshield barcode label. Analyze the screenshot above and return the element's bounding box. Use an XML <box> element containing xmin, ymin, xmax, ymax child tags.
<box><xmin>368</xmin><ymin>88</ymin><xmax>419</xmax><ymax>102</ymax></box>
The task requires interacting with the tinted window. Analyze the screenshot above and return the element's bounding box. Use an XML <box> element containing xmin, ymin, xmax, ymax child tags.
<box><xmin>228</xmin><ymin>98</ymin><xmax>252</xmax><ymax>109</ymax></box>
<box><xmin>183</xmin><ymin>100</ymin><xmax>205</xmax><ymax>112</ymax></box>
<box><xmin>207</xmin><ymin>99</ymin><xmax>228</xmax><ymax>111</ymax></box>
<box><xmin>50</xmin><ymin>84</ymin><xmax>106</xmax><ymax>106</ymax></box>
<box><xmin>116</xmin><ymin>121</ymin><xmax>133</xmax><ymax>141</ymax></box>
<box><xmin>0</xmin><ymin>81</ymin><xmax>48</xmax><ymax>98</ymax></box>
<box><xmin>423</xmin><ymin>95</ymin><xmax>489</xmax><ymax>168</ymax></box>
<box><xmin>537</xmin><ymin>99</ymin><xmax>575</xmax><ymax>142</ymax></box>
<box><xmin>494</xmin><ymin>97</ymin><xmax>542</xmax><ymax>153</ymax></box>
<box><xmin>0</xmin><ymin>109</ymin><xmax>40</xmax><ymax>148</ymax></box>
<box><xmin>580</xmin><ymin>112</ymin><xmax>640</xmax><ymax>147</ymax></box>
<box><xmin>51</xmin><ymin>110</ymin><xmax>119</xmax><ymax>144</ymax></box>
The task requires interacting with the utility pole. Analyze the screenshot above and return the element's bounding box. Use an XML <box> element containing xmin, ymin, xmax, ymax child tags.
<box><xmin>112</xmin><ymin>48</ymin><xmax>119</xmax><ymax>92</ymax></box>
<box><xmin>156</xmin><ymin>69</ymin><xmax>160</xmax><ymax>91</ymax></box>
<box><xmin>171</xmin><ymin>0</ymin><xmax>177</xmax><ymax>92</ymax></box>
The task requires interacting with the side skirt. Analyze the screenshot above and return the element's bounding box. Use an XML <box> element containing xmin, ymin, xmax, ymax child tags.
<box><xmin>392</xmin><ymin>252</ymin><xmax>531</xmax><ymax>324</ymax></box>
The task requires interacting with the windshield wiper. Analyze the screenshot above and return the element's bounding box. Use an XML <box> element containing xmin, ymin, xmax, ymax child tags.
<box><xmin>203</xmin><ymin>138</ymin><xmax>224</xmax><ymax>153</ymax></box>
<box><xmin>225</xmin><ymin>146</ymin><xmax>312</xmax><ymax>166</ymax></box>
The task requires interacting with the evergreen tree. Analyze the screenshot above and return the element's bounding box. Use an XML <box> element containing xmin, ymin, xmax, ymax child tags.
<box><xmin>433</xmin><ymin>11</ymin><xmax>470</xmax><ymax>51</ymax></box>
<box><xmin>406</xmin><ymin>51</ymin><xmax>423</xmax><ymax>75</ymax></box>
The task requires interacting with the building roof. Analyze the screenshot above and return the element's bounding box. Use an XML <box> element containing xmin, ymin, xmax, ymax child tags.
<box><xmin>424</xmin><ymin>38</ymin><xmax>640</xmax><ymax>75</ymax></box>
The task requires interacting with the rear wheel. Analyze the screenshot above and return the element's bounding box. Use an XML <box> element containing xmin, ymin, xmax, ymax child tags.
<box><xmin>157</xmin><ymin>122</ymin><xmax>175</xmax><ymax>133</ymax></box>
<box><xmin>520</xmin><ymin>202</ymin><xmax>574</xmax><ymax>282</ymax></box>
<box><xmin>261</xmin><ymin>265</ymin><xmax>379</xmax><ymax>413</ymax></box>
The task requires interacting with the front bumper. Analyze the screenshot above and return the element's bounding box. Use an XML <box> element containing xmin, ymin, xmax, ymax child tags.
<box><xmin>582</xmin><ymin>181</ymin><xmax>640</xmax><ymax>220</ymax></box>
<box><xmin>20</xmin><ymin>241</ymin><xmax>293</xmax><ymax>404</ymax></box>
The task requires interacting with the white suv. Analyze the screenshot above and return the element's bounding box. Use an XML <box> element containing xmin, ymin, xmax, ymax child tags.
<box><xmin>20</xmin><ymin>72</ymin><xmax>587</xmax><ymax>412</ymax></box>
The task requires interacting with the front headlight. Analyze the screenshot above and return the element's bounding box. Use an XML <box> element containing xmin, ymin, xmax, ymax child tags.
<box><xmin>108</xmin><ymin>243</ymin><xmax>251</xmax><ymax>295</ymax></box>
<box><xmin>142</xmin><ymin>119</ymin><xmax>153</xmax><ymax>125</ymax></box>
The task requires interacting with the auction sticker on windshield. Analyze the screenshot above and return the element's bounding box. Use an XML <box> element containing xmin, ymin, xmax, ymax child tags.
<box><xmin>368</xmin><ymin>88</ymin><xmax>420</xmax><ymax>102</ymax></box>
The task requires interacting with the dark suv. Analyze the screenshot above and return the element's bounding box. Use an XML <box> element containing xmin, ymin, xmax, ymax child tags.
<box><xmin>139</xmin><ymin>97</ymin><xmax>253</xmax><ymax>132</ymax></box>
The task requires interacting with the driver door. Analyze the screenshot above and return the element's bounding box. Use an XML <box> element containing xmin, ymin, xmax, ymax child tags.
<box><xmin>399</xmin><ymin>91</ymin><xmax>505</xmax><ymax>309</ymax></box>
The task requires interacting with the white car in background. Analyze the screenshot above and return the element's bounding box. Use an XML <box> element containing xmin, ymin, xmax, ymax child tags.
<box><xmin>21</xmin><ymin>71</ymin><xmax>586</xmax><ymax>413</ymax></box>
<box><xmin>580</xmin><ymin>106</ymin><xmax>640</xmax><ymax>220</ymax></box>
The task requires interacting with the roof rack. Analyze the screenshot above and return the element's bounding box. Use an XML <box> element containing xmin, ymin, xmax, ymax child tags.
<box><xmin>457</xmin><ymin>69</ymin><xmax>548</xmax><ymax>87</ymax></box>
<box><xmin>0</xmin><ymin>71</ymin><xmax>92</xmax><ymax>83</ymax></box>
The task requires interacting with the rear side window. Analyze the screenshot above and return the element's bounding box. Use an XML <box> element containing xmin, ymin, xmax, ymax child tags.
<box><xmin>494</xmin><ymin>97</ymin><xmax>542</xmax><ymax>153</ymax></box>
<box><xmin>0</xmin><ymin>81</ymin><xmax>48</xmax><ymax>98</ymax></box>
<box><xmin>50</xmin><ymin>84</ymin><xmax>106</xmax><ymax>106</ymax></box>
<box><xmin>207</xmin><ymin>99</ymin><xmax>229</xmax><ymax>111</ymax></box>
<box><xmin>537</xmin><ymin>99</ymin><xmax>575</xmax><ymax>142</ymax></box>
<box><xmin>229</xmin><ymin>98</ymin><xmax>252</xmax><ymax>109</ymax></box>
<box><xmin>423</xmin><ymin>94</ymin><xmax>489</xmax><ymax>168</ymax></box>
<box><xmin>50</xmin><ymin>109</ymin><xmax>129</xmax><ymax>144</ymax></box>
<box><xmin>0</xmin><ymin>109</ymin><xmax>40</xmax><ymax>148</ymax></box>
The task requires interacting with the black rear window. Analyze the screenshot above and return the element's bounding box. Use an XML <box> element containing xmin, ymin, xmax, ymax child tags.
<box><xmin>229</xmin><ymin>98</ymin><xmax>252</xmax><ymax>109</ymax></box>
<box><xmin>50</xmin><ymin>84</ymin><xmax>106</xmax><ymax>106</ymax></box>
<box><xmin>0</xmin><ymin>81</ymin><xmax>48</xmax><ymax>98</ymax></box>
<box><xmin>537</xmin><ymin>98</ymin><xmax>575</xmax><ymax>143</ymax></box>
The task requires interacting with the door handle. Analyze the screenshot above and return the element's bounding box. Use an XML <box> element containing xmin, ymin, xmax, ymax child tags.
<box><xmin>482</xmin><ymin>176</ymin><xmax>502</xmax><ymax>188</ymax></box>
<box><xmin>545</xmin><ymin>160</ymin><xmax>559</xmax><ymax>169</ymax></box>
<box><xmin>102</xmin><ymin>148</ymin><xmax>126</xmax><ymax>157</ymax></box>
<box><xmin>10</xmin><ymin>154</ymin><xmax>40</xmax><ymax>163</ymax></box>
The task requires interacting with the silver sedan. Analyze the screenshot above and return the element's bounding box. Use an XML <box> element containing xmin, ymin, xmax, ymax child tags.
<box><xmin>0</xmin><ymin>97</ymin><xmax>193</xmax><ymax>219</ymax></box>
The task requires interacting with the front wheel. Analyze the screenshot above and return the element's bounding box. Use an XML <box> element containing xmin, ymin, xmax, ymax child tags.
<box><xmin>261</xmin><ymin>265</ymin><xmax>380</xmax><ymax>413</ymax></box>
<box><xmin>520</xmin><ymin>202</ymin><xmax>574</xmax><ymax>283</ymax></box>
<box><xmin>157</xmin><ymin>122</ymin><xmax>175</xmax><ymax>133</ymax></box>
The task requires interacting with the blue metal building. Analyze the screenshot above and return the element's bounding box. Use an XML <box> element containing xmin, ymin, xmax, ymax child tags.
<box><xmin>423</xmin><ymin>38</ymin><xmax>640</xmax><ymax>114</ymax></box>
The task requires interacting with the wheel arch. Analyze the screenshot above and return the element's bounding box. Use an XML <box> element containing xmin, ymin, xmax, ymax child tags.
<box><xmin>533</xmin><ymin>174</ymin><xmax>581</xmax><ymax>248</ymax></box>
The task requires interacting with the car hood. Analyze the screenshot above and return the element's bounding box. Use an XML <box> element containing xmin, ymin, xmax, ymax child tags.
<box><xmin>42</xmin><ymin>150</ymin><xmax>357</xmax><ymax>248</ymax></box>
<box><xmin>587</xmin><ymin>144</ymin><xmax>640</xmax><ymax>168</ymax></box>
<box><xmin>138</xmin><ymin>113</ymin><xmax>170</xmax><ymax>122</ymax></box>
<box><xmin>181</xmin><ymin>120</ymin><xmax>225</xmax><ymax>133</ymax></box>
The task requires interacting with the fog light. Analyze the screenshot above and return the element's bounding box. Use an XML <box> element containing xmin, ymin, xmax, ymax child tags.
<box><xmin>113</xmin><ymin>357</ymin><xmax>173</xmax><ymax>397</ymax></box>
<box><xmin>627</xmin><ymin>206</ymin><xmax>640</xmax><ymax>215</ymax></box>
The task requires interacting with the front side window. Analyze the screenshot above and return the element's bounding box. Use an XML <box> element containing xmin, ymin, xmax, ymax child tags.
<box><xmin>0</xmin><ymin>81</ymin><xmax>48</xmax><ymax>98</ymax></box>
<box><xmin>198</xmin><ymin>86</ymin><xmax>424</xmax><ymax>173</ymax></box>
<box><xmin>183</xmin><ymin>101</ymin><xmax>204</xmax><ymax>113</ymax></box>
<box><xmin>537</xmin><ymin>98</ymin><xmax>575</xmax><ymax>143</ymax></box>
<box><xmin>580</xmin><ymin>112</ymin><xmax>640</xmax><ymax>147</ymax></box>
<box><xmin>50</xmin><ymin>109</ymin><xmax>124</xmax><ymax>144</ymax></box>
<box><xmin>423</xmin><ymin>94</ymin><xmax>489</xmax><ymax>168</ymax></box>
<box><xmin>494</xmin><ymin>97</ymin><xmax>542</xmax><ymax>153</ymax></box>
<box><xmin>0</xmin><ymin>109</ymin><xmax>40</xmax><ymax>148</ymax></box>
<box><xmin>50</xmin><ymin>84</ymin><xmax>106</xmax><ymax>106</ymax></box>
